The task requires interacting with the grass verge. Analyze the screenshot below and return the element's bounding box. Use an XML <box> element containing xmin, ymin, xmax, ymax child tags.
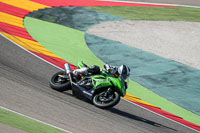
<box><xmin>86</xmin><ymin>6</ymin><xmax>200</xmax><ymax>22</ymax></box>
<box><xmin>0</xmin><ymin>108</ymin><xmax>66</xmax><ymax>133</ymax></box>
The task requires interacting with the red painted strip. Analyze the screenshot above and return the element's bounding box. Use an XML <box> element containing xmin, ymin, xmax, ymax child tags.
<box><xmin>0</xmin><ymin>2</ymin><xmax>30</xmax><ymax>18</ymax></box>
<box><xmin>30</xmin><ymin>50</ymin><xmax>77</xmax><ymax>70</ymax></box>
<box><xmin>0</xmin><ymin>22</ymin><xmax>36</xmax><ymax>41</ymax></box>
<box><xmin>134</xmin><ymin>102</ymin><xmax>200</xmax><ymax>131</ymax></box>
<box><xmin>30</xmin><ymin>0</ymin><xmax>69</xmax><ymax>7</ymax></box>
<box><xmin>31</xmin><ymin>0</ymin><xmax>177</xmax><ymax>7</ymax></box>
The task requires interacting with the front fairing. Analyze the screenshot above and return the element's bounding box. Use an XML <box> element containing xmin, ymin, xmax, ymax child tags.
<box><xmin>108</xmin><ymin>77</ymin><xmax>126</xmax><ymax>97</ymax></box>
<box><xmin>91</xmin><ymin>75</ymin><xmax>112</xmax><ymax>89</ymax></box>
<box><xmin>91</xmin><ymin>71</ymin><xmax>127</xmax><ymax>97</ymax></box>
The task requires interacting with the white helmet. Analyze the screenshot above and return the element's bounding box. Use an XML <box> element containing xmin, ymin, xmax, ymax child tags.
<box><xmin>118</xmin><ymin>65</ymin><xmax>130</xmax><ymax>80</ymax></box>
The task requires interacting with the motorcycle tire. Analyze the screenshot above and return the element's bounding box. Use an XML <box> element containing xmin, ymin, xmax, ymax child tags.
<box><xmin>49</xmin><ymin>71</ymin><xmax>71</xmax><ymax>92</ymax></box>
<box><xmin>93</xmin><ymin>90</ymin><xmax>120</xmax><ymax>109</ymax></box>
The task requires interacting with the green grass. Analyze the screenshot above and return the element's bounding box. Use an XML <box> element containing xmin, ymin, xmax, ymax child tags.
<box><xmin>86</xmin><ymin>6</ymin><xmax>200</xmax><ymax>22</ymax></box>
<box><xmin>0</xmin><ymin>108</ymin><xmax>66</xmax><ymax>133</ymax></box>
<box><xmin>24</xmin><ymin>17</ymin><xmax>104</xmax><ymax>66</ymax></box>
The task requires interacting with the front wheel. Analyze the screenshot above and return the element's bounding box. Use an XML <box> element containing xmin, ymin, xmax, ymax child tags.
<box><xmin>49</xmin><ymin>71</ymin><xmax>71</xmax><ymax>92</ymax></box>
<box><xmin>93</xmin><ymin>89</ymin><xmax>120</xmax><ymax>109</ymax></box>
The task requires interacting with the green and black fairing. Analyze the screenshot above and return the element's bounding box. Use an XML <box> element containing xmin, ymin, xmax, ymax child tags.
<box><xmin>91</xmin><ymin>71</ymin><xmax>126</xmax><ymax>97</ymax></box>
<box><xmin>77</xmin><ymin>61</ymin><xmax>127</xmax><ymax>97</ymax></box>
<box><xmin>50</xmin><ymin>61</ymin><xmax>128</xmax><ymax>108</ymax></box>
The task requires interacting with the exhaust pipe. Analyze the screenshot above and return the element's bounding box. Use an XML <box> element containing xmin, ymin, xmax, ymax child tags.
<box><xmin>64</xmin><ymin>63</ymin><xmax>73</xmax><ymax>86</ymax></box>
<box><xmin>64</xmin><ymin>63</ymin><xmax>72</xmax><ymax>74</ymax></box>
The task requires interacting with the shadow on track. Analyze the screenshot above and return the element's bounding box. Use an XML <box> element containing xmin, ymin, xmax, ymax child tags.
<box><xmin>108</xmin><ymin>108</ymin><xmax>177</xmax><ymax>131</ymax></box>
<box><xmin>62</xmin><ymin>90</ymin><xmax>176</xmax><ymax>131</ymax></box>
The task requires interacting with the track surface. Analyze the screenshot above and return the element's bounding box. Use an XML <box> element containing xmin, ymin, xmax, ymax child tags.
<box><xmin>0</xmin><ymin>34</ymin><xmax>196</xmax><ymax>133</ymax></box>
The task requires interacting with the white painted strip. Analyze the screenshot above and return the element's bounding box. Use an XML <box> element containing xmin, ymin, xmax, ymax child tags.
<box><xmin>98</xmin><ymin>0</ymin><xmax>200</xmax><ymax>8</ymax></box>
<box><xmin>0</xmin><ymin>106</ymin><xmax>72</xmax><ymax>133</ymax></box>
<box><xmin>121</xmin><ymin>98</ymin><xmax>200</xmax><ymax>133</ymax></box>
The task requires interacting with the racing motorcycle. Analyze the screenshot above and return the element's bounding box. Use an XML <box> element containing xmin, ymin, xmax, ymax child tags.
<box><xmin>49</xmin><ymin>61</ymin><xmax>128</xmax><ymax>109</ymax></box>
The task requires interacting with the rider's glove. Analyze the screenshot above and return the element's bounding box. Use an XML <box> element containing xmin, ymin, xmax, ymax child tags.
<box><xmin>104</xmin><ymin>64</ymin><xmax>117</xmax><ymax>74</ymax></box>
<box><xmin>104</xmin><ymin>64</ymin><xmax>111</xmax><ymax>72</ymax></box>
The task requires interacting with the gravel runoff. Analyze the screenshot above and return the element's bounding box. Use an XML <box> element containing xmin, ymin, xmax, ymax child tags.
<box><xmin>86</xmin><ymin>20</ymin><xmax>200</xmax><ymax>70</ymax></box>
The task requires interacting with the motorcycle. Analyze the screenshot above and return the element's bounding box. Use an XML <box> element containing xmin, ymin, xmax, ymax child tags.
<box><xmin>49</xmin><ymin>61</ymin><xmax>127</xmax><ymax>109</ymax></box>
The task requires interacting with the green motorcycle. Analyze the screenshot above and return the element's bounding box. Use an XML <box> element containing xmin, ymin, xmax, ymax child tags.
<box><xmin>50</xmin><ymin>61</ymin><xmax>130</xmax><ymax>109</ymax></box>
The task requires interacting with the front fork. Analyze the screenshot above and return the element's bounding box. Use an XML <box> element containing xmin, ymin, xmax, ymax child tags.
<box><xmin>104</xmin><ymin>87</ymin><xmax>112</xmax><ymax>96</ymax></box>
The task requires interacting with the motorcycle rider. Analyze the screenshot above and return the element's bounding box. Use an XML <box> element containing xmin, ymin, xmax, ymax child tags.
<box><xmin>73</xmin><ymin>62</ymin><xmax>131</xmax><ymax>89</ymax></box>
<box><xmin>73</xmin><ymin>64</ymin><xmax>101</xmax><ymax>78</ymax></box>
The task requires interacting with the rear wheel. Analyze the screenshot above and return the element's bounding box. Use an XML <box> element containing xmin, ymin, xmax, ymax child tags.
<box><xmin>49</xmin><ymin>71</ymin><xmax>71</xmax><ymax>92</ymax></box>
<box><xmin>93</xmin><ymin>88</ymin><xmax>120</xmax><ymax>109</ymax></box>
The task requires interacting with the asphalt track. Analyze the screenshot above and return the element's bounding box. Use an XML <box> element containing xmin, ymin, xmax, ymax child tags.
<box><xmin>0</xmin><ymin>31</ymin><xmax>197</xmax><ymax>133</ymax></box>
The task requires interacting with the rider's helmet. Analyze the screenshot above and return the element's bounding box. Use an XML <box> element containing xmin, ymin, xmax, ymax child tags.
<box><xmin>118</xmin><ymin>65</ymin><xmax>130</xmax><ymax>80</ymax></box>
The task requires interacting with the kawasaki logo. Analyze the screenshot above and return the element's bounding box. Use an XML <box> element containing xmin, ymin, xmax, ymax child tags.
<box><xmin>95</xmin><ymin>79</ymin><xmax>106</xmax><ymax>82</ymax></box>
